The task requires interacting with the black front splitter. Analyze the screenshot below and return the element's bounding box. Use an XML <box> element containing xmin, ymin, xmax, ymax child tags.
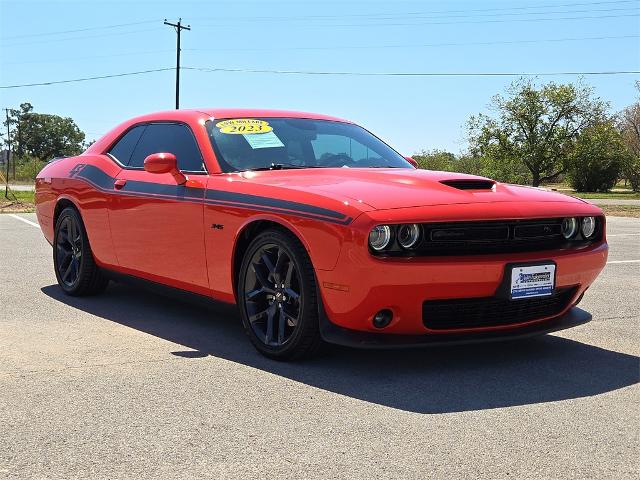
<box><xmin>319</xmin><ymin>306</ymin><xmax>592</xmax><ymax>349</ymax></box>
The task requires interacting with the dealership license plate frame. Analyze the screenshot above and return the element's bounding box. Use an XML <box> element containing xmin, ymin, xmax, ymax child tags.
<box><xmin>509</xmin><ymin>262</ymin><xmax>557</xmax><ymax>300</ymax></box>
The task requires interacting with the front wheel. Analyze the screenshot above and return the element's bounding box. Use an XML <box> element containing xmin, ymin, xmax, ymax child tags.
<box><xmin>53</xmin><ymin>207</ymin><xmax>109</xmax><ymax>296</ymax></box>
<box><xmin>238</xmin><ymin>229</ymin><xmax>322</xmax><ymax>360</ymax></box>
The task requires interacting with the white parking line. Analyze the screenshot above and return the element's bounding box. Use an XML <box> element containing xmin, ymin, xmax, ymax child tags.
<box><xmin>608</xmin><ymin>234</ymin><xmax>640</xmax><ymax>237</ymax></box>
<box><xmin>8</xmin><ymin>214</ymin><xmax>40</xmax><ymax>228</ymax></box>
<box><xmin>607</xmin><ymin>260</ymin><xmax>640</xmax><ymax>264</ymax></box>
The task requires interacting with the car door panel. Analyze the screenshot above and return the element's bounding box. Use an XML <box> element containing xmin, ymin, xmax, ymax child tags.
<box><xmin>107</xmin><ymin>122</ymin><xmax>210</xmax><ymax>292</ymax></box>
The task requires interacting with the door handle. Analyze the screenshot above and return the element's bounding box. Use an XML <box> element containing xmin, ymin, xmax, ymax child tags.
<box><xmin>114</xmin><ymin>179</ymin><xmax>127</xmax><ymax>190</ymax></box>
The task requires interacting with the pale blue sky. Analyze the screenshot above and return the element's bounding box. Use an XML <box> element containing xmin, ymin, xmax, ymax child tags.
<box><xmin>1</xmin><ymin>0</ymin><xmax>638</xmax><ymax>155</ymax></box>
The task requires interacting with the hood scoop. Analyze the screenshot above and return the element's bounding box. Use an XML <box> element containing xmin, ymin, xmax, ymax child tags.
<box><xmin>440</xmin><ymin>179</ymin><xmax>496</xmax><ymax>191</ymax></box>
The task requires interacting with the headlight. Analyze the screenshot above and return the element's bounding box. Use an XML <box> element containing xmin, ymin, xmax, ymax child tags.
<box><xmin>561</xmin><ymin>217</ymin><xmax>578</xmax><ymax>239</ymax></box>
<box><xmin>397</xmin><ymin>224</ymin><xmax>421</xmax><ymax>249</ymax></box>
<box><xmin>581</xmin><ymin>216</ymin><xmax>597</xmax><ymax>239</ymax></box>
<box><xmin>369</xmin><ymin>225</ymin><xmax>392</xmax><ymax>251</ymax></box>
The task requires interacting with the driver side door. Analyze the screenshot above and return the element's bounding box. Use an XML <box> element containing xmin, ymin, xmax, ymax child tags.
<box><xmin>107</xmin><ymin>122</ymin><xmax>209</xmax><ymax>293</ymax></box>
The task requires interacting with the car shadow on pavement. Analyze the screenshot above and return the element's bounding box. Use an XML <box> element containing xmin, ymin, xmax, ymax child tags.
<box><xmin>42</xmin><ymin>282</ymin><xmax>639</xmax><ymax>414</ymax></box>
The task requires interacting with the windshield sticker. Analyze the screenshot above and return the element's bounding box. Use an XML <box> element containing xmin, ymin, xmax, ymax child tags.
<box><xmin>216</xmin><ymin>119</ymin><xmax>272</xmax><ymax>134</ymax></box>
<box><xmin>243</xmin><ymin>131</ymin><xmax>285</xmax><ymax>149</ymax></box>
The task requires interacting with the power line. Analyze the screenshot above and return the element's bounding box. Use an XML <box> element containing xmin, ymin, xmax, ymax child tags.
<box><xmin>2</xmin><ymin>49</ymin><xmax>174</xmax><ymax>66</ymax></box>
<box><xmin>0</xmin><ymin>19</ymin><xmax>161</xmax><ymax>40</ymax></box>
<box><xmin>200</xmin><ymin>12</ymin><xmax>638</xmax><ymax>29</ymax></box>
<box><xmin>321</xmin><ymin>12</ymin><xmax>640</xmax><ymax>28</ymax></box>
<box><xmin>1</xmin><ymin>34</ymin><xmax>634</xmax><ymax>67</ymax></box>
<box><xmin>195</xmin><ymin>0</ymin><xmax>638</xmax><ymax>21</ymax></box>
<box><xmin>184</xmin><ymin>34</ymin><xmax>639</xmax><ymax>53</ymax></box>
<box><xmin>1</xmin><ymin>27</ymin><xmax>164</xmax><ymax>48</ymax></box>
<box><xmin>0</xmin><ymin>68</ymin><xmax>175</xmax><ymax>89</ymax></box>
<box><xmin>187</xmin><ymin>66</ymin><xmax>640</xmax><ymax>77</ymax></box>
<box><xmin>2</xmin><ymin>66</ymin><xmax>637</xmax><ymax>90</ymax></box>
<box><xmin>198</xmin><ymin>6</ymin><xmax>640</xmax><ymax>25</ymax></box>
<box><xmin>194</xmin><ymin>12</ymin><xmax>640</xmax><ymax>30</ymax></box>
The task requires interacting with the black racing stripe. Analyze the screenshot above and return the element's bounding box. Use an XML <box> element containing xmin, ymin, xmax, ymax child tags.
<box><xmin>123</xmin><ymin>180</ymin><xmax>204</xmax><ymax>199</ymax></box>
<box><xmin>73</xmin><ymin>164</ymin><xmax>115</xmax><ymax>190</ymax></box>
<box><xmin>205</xmin><ymin>189</ymin><xmax>347</xmax><ymax>220</ymax></box>
<box><xmin>205</xmin><ymin>199</ymin><xmax>353</xmax><ymax>225</ymax></box>
<box><xmin>72</xmin><ymin>164</ymin><xmax>352</xmax><ymax>225</ymax></box>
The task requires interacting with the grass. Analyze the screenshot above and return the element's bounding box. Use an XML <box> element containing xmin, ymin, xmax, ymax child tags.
<box><xmin>0</xmin><ymin>189</ymin><xmax>35</xmax><ymax>213</ymax></box>
<box><xmin>570</xmin><ymin>191</ymin><xmax>640</xmax><ymax>200</ymax></box>
<box><xmin>598</xmin><ymin>205</ymin><xmax>640</xmax><ymax>218</ymax></box>
<box><xmin>543</xmin><ymin>182</ymin><xmax>640</xmax><ymax>200</ymax></box>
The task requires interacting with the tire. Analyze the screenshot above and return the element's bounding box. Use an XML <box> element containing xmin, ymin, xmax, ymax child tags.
<box><xmin>237</xmin><ymin>229</ymin><xmax>322</xmax><ymax>360</ymax></box>
<box><xmin>53</xmin><ymin>206</ymin><xmax>109</xmax><ymax>296</ymax></box>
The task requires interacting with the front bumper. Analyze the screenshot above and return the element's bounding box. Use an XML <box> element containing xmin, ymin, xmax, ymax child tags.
<box><xmin>319</xmin><ymin>305</ymin><xmax>592</xmax><ymax>348</ymax></box>
<box><xmin>316</xmin><ymin>239</ymin><xmax>608</xmax><ymax>336</ymax></box>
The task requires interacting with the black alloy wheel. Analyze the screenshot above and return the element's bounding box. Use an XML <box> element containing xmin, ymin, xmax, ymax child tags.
<box><xmin>53</xmin><ymin>207</ymin><xmax>108</xmax><ymax>296</ymax></box>
<box><xmin>56</xmin><ymin>214</ymin><xmax>82</xmax><ymax>287</ymax></box>
<box><xmin>238</xmin><ymin>229</ymin><xmax>321</xmax><ymax>360</ymax></box>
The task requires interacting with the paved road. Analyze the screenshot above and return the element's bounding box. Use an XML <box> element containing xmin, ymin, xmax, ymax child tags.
<box><xmin>1</xmin><ymin>214</ymin><xmax>638</xmax><ymax>479</ymax></box>
<box><xmin>4</xmin><ymin>184</ymin><xmax>34</xmax><ymax>192</ymax></box>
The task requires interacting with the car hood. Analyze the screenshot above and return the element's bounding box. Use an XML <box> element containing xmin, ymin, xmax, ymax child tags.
<box><xmin>239</xmin><ymin>168</ymin><xmax>585</xmax><ymax>210</ymax></box>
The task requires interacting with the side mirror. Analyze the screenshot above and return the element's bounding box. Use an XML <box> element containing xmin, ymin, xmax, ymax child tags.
<box><xmin>143</xmin><ymin>152</ymin><xmax>186</xmax><ymax>184</ymax></box>
<box><xmin>404</xmin><ymin>156</ymin><xmax>418</xmax><ymax>168</ymax></box>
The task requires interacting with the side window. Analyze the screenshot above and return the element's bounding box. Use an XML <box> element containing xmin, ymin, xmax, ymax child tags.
<box><xmin>129</xmin><ymin>123</ymin><xmax>205</xmax><ymax>172</ymax></box>
<box><xmin>108</xmin><ymin>125</ymin><xmax>146</xmax><ymax>165</ymax></box>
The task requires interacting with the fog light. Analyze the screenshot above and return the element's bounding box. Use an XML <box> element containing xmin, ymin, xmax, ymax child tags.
<box><xmin>373</xmin><ymin>309</ymin><xmax>393</xmax><ymax>328</ymax></box>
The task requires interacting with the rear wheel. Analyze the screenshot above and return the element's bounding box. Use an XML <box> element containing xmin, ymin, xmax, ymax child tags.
<box><xmin>53</xmin><ymin>207</ymin><xmax>108</xmax><ymax>296</ymax></box>
<box><xmin>238</xmin><ymin>229</ymin><xmax>322</xmax><ymax>360</ymax></box>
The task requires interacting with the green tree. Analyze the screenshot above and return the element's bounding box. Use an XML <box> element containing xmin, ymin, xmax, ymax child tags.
<box><xmin>568</xmin><ymin>122</ymin><xmax>625</xmax><ymax>192</ymax></box>
<box><xmin>412</xmin><ymin>149</ymin><xmax>456</xmax><ymax>171</ymax></box>
<box><xmin>618</xmin><ymin>86</ymin><xmax>640</xmax><ymax>191</ymax></box>
<box><xmin>467</xmin><ymin>79</ymin><xmax>608</xmax><ymax>186</ymax></box>
<box><xmin>3</xmin><ymin>103</ymin><xmax>85</xmax><ymax>160</ymax></box>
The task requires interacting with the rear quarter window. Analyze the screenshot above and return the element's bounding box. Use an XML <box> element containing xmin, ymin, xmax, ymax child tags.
<box><xmin>108</xmin><ymin>125</ymin><xmax>146</xmax><ymax>165</ymax></box>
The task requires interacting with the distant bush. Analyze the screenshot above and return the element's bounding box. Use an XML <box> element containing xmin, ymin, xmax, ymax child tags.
<box><xmin>413</xmin><ymin>149</ymin><xmax>531</xmax><ymax>184</ymax></box>
<box><xmin>413</xmin><ymin>150</ymin><xmax>456</xmax><ymax>172</ymax></box>
<box><xmin>568</xmin><ymin>123</ymin><xmax>625</xmax><ymax>192</ymax></box>
<box><xmin>14</xmin><ymin>156</ymin><xmax>46</xmax><ymax>182</ymax></box>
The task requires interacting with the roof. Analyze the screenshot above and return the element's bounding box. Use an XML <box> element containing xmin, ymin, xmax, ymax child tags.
<box><xmin>84</xmin><ymin>108</ymin><xmax>352</xmax><ymax>156</ymax></box>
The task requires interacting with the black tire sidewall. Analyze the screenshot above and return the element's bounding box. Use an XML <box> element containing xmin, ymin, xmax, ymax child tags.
<box><xmin>238</xmin><ymin>230</ymin><xmax>317</xmax><ymax>358</ymax></box>
<box><xmin>53</xmin><ymin>207</ymin><xmax>88</xmax><ymax>294</ymax></box>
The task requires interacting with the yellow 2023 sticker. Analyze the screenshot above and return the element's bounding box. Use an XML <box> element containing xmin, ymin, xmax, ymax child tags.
<box><xmin>216</xmin><ymin>119</ymin><xmax>273</xmax><ymax>134</ymax></box>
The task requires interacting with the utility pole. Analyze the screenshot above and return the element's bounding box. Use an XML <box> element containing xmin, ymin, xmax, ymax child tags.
<box><xmin>164</xmin><ymin>18</ymin><xmax>191</xmax><ymax>109</ymax></box>
<box><xmin>4</xmin><ymin>109</ymin><xmax>10</xmax><ymax>197</ymax></box>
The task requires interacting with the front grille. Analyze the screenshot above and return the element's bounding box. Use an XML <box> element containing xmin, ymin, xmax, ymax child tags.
<box><xmin>422</xmin><ymin>219</ymin><xmax>567</xmax><ymax>255</ymax></box>
<box><xmin>422</xmin><ymin>287</ymin><xmax>577</xmax><ymax>330</ymax></box>
<box><xmin>374</xmin><ymin>218</ymin><xmax>603</xmax><ymax>256</ymax></box>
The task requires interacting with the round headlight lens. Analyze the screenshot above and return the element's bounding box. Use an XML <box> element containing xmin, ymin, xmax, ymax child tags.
<box><xmin>581</xmin><ymin>216</ymin><xmax>597</xmax><ymax>239</ymax></box>
<box><xmin>561</xmin><ymin>217</ymin><xmax>579</xmax><ymax>239</ymax></box>
<box><xmin>369</xmin><ymin>225</ymin><xmax>392</xmax><ymax>251</ymax></box>
<box><xmin>397</xmin><ymin>223</ymin><xmax>421</xmax><ymax>249</ymax></box>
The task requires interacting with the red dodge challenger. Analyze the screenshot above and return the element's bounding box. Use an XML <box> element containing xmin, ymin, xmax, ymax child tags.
<box><xmin>35</xmin><ymin>109</ymin><xmax>608</xmax><ymax>359</ymax></box>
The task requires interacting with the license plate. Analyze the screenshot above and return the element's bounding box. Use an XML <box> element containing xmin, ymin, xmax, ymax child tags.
<box><xmin>510</xmin><ymin>264</ymin><xmax>555</xmax><ymax>300</ymax></box>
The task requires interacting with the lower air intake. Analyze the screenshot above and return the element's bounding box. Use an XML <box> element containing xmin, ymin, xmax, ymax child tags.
<box><xmin>422</xmin><ymin>287</ymin><xmax>578</xmax><ymax>330</ymax></box>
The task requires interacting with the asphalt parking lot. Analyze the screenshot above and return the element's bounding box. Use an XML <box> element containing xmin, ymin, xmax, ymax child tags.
<box><xmin>1</xmin><ymin>213</ymin><xmax>638</xmax><ymax>479</ymax></box>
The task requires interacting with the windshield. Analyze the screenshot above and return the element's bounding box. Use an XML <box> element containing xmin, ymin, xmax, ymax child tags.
<box><xmin>206</xmin><ymin>117</ymin><xmax>412</xmax><ymax>172</ymax></box>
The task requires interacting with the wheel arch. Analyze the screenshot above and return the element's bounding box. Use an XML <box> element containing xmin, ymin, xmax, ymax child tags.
<box><xmin>53</xmin><ymin>196</ymin><xmax>82</xmax><ymax>227</ymax></box>
<box><xmin>231</xmin><ymin>217</ymin><xmax>312</xmax><ymax>303</ymax></box>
